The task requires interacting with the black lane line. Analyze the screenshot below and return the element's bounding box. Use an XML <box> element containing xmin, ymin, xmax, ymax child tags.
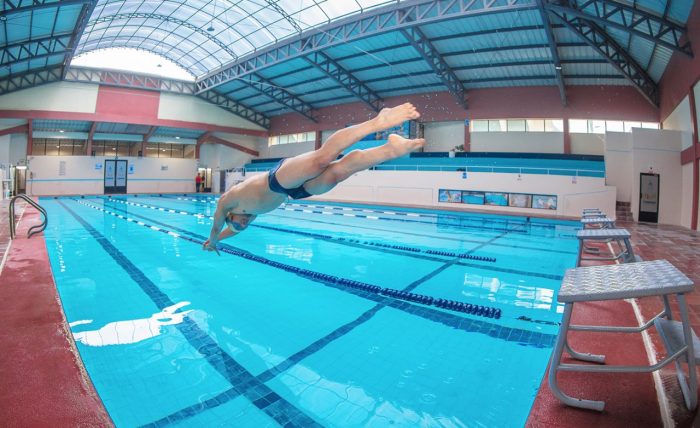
<box><xmin>100</xmin><ymin>197</ymin><xmax>564</xmax><ymax>281</ymax></box>
<box><xmin>57</xmin><ymin>200</ymin><xmax>322</xmax><ymax>428</ymax></box>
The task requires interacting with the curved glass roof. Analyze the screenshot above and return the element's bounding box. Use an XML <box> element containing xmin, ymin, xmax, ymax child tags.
<box><xmin>76</xmin><ymin>0</ymin><xmax>403</xmax><ymax>76</ymax></box>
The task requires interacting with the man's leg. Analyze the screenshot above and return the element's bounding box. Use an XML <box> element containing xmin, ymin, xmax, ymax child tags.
<box><xmin>273</xmin><ymin>103</ymin><xmax>420</xmax><ymax>189</ymax></box>
<box><xmin>302</xmin><ymin>134</ymin><xmax>424</xmax><ymax>195</ymax></box>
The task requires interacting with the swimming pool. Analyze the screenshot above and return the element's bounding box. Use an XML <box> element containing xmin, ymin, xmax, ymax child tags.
<box><xmin>42</xmin><ymin>195</ymin><xmax>579</xmax><ymax>427</ymax></box>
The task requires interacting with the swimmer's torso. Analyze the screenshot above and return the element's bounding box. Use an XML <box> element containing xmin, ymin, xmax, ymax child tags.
<box><xmin>226</xmin><ymin>173</ymin><xmax>286</xmax><ymax>215</ymax></box>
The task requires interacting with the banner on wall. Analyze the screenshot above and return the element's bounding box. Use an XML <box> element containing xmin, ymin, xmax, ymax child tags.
<box><xmin>439</xmin><ymin>189</ymin><xmax>557</xmax><ymax>211</ymax></box>
<box><xmin>128</xmin><ymin>164</ymin><xmax>135</xmax><ymax>174</ymax></box>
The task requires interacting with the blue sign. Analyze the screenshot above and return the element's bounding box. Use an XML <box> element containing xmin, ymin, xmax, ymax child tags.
<box><xmin>95</xmin><ymin>162</ymin><xmax>103</xmax><ymax>170</ymax></box>
<box><xmin>128</xmin><ymin>164</ymin><xmax>135</xmax><ymax>174</ymax></box>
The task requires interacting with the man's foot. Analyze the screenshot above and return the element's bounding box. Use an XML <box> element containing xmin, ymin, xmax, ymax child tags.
<box><xmin>385</xmin><ymin>134</ymin><xmax>425</xmax><ymax>157</ymax></box>
<box><xmin>375</xmin><ymin>103</ymin><xmax>421</xmax><ymax>130</ymax></box>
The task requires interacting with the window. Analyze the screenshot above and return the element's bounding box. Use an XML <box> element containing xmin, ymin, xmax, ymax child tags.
<box><xmin>31</xmin><ymin>138</ymin><xmax>87</xmax><ymax>156</ymax></box>
<box><xmin>144</xmin><ymin>143</ymin><xmax>192</xmax><ymax>158</ymax></box>
<box><xmin>569</xmin><ymin>119</ymin><xmax>660</xmax><ymax>134</ymax></box>
<box><xmin>507</xmin><ymin>119</ymin><xmax>525</xmax><ymax>132</ymax></box>
<box><xmin>471</xmin><ymin>120</ymin><xmax>489</xmax><ymax>132</ymax></box>
<box><xmin>269</xmin><ymin>131</ymin><xmax>316</xmax><ymax>146</ymax></box>
<box><xmin>526</xmin><ymin>120</ymin><xmax>544</xmax><ymax>132</ymax></box>
<box><xmin>471</xmin><ymin>118</ymin><xmax>564</xmax><ymax>133</ymax></box>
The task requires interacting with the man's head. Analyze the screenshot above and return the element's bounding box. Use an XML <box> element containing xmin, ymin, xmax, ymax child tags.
<box><xmin>225</xmin><ymin>212</ymin><xmax>254</xmax><ymax>232</ymax></box>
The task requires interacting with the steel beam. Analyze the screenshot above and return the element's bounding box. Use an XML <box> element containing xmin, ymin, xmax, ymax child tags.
<box><xmin>62</xmin><ymin>0</ymin><xmax>97</xmax><ymax>77</ymax></box>
<box><xmin>0</xmin><ymin>0</ymin><xmax>90</xmax><ymax>18</ymax></box>
<box><xmin>198</xmin><ymin>134</ymin><xmax>259</xmax><ymax>157</ymax></box>
<box><xmin>64</xmin><ymin>67</ymin><xmax>196</xmax><ymax>94</ymax></box>
<box><xmin>401</xmin><ymin>26</ymin><xmax>467</xmax><ymax>109</ymax></box>
<box><xmin>546</xmin><ymin>0</ymin><xmax>692</xmax><ymax>57</ymax></box>
<box><xmin>240</xmin><ymin>73</ymin><xmax>317</xmax><ymax>122</ymax></box>
<box><xmin>304</xmin><ymin>51</ymin><xmax>382</xmax><ymax>112</ymax></box>
<box><xmin>195</xmin><ymin>0</ymin><xmax>538</xmax><ymax>93</ymax></box>
<box><xmin>0</xmin><ymin>34</ymin><xmax>72</xmax><ymax>66</ymax></box>
<box><xmin>197</xmin><ymin>90</ymin><xmax>270</xmax><ymax>129</ymax></box>
<box><xmin>0</xmin><ymin>66</ymin><xmax>63</xmax><ymax>96</ymax></box>
<box><xmin>537</xmin><ymin>0</ymin><xmax>567</xmax><ymax>106</ymax></box>
<box><xmin>548</xmin><ymin>8</ymin><xmax>658</xmax><ymax>106</ymax></box>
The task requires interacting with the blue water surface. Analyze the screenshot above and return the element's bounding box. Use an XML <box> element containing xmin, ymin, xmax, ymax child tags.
<box><xmin>42</xmin><ymin>195</ymin><xmax>578</xmax><ymax>427</ymax></box>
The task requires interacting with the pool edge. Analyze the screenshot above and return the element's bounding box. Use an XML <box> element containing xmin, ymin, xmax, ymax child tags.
<box><xmin>0</xmin><ymin>205</ymin><xmax>113</xmax><ymax>427</ymax></box>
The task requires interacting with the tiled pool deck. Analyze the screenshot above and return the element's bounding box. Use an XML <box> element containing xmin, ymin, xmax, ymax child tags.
<box><xmin>1</xmin><ymin>201</ymin><xmax>698</xmax><ymax>427</ymax></box>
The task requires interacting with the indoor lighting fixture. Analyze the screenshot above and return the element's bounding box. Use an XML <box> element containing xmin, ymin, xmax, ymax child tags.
<box><xmin>59</xmin><ymin>130</ymin><xmax>65</xmax><ymax>133</ymax></box>
<box><xmin>0</xmin><ymin>16</ymin><xmax>7</xmax><ymax>22</ymax></box>
<box><xmin>555</xmin><ymin>65</ymin><xmax>562</xmax><ymax>70</ymax></box>
<box><xmin>16</xmin><ymin>165</ymin><xmax>27</xmax><ymax>170</ymax></box>
<box><xmin>175</xmin><ymin>136</ymin><xmax>180</xmax><ymax>139</ymax></box>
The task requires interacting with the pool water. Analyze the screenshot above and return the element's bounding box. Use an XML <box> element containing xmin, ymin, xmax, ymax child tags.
<box><xmin>42</xmin><ymin>195</ymin><xmax>579</xmax><ymax>427</ymax></box>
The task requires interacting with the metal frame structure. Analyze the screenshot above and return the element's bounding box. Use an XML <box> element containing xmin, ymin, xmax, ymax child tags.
<box><xmin>0</xmin><ymin>34</ymin><xmax>72</xmax><ymax>66</ymax></box>
<box><xmin>548</xmin><ymin>8</ymin><xmax>659</xmax><ymax>105</ymax></box>
<box><xmin>195</xmin><ymin>0</ymin><xmax>539</xmax><ymax>92</ymax></box>
<box><xmin>304</xmin><ymin>51</ymin><xmax>383</xmax><ymax>111</ymax></box>
<box><xmin>546</xmin><ymin>0</ymin><xmax>693</xmax><ymax>57</ymax></box>
<box><xmin>537</xmin><ymin>0</ymin><xmax>567</xmax><ymax>106</ymax></box>
<box><xmin>400</xmin><ymin>26</ymin><xmax>468</xmax><ymax>109</ymax></box>
<box><xmin>0</xmin><ymin>67</ymin><xmax>63</xmax><ymax>96</ymax></box>
<box><xmin>236</xmin><ymin>73</ymin><xmax>317</xmax><ymax>122</ymax></box>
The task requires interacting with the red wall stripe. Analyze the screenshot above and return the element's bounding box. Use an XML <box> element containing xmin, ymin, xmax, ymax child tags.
<box><xmin>95</xmin><ymin>86</ymin><xmax>160</xmax><ymax>120</ymax></box>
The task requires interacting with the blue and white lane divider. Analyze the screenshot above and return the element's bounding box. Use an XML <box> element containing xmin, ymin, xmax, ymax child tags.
<box><xmin>102</xmin><ymin>197</ymin><xmax>496</xmax><ymax>263</ymax></box>
<box><xmin>79</xmin><ymin>199</ymin><xmax>502</xmax><ymax>319</ymax></box>
<box><xmin>167</xmin><ymin>195</ymin><xmax>539</xmax><ymax>229</ymax></box>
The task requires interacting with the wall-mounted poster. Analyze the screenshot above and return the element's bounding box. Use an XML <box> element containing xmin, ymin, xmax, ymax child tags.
<box><xmin>462</xmin><ymin>191</ymin><xmax>485</xmax><ymax>205</ymax></box>
<box><xmin>439</xmin><ymin>189</ymin><xmax>463</xmax><ymax>203</ymax></box>
<box><xmin>485</xmin><ymin>192</ymin><xmax>508</xmax><ymax>206</ymax></box>
<box><xmin>508</xmin><ymin>193</ymin><xmax>532</xmax><ymax>208</ymax></box>
<box><xmin>533</xmin><ymin>194</ymin><xmax>558</xmax><ymax>210</ymax></box>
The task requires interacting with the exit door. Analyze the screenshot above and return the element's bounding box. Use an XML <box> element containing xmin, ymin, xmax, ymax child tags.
<box><xmin>639</xmin><ymin>173</ymin><xmax>659</xmax><ymax>223</ymax></box>
<box><xmin>105</xmin><ymin>160</ymin><xmax>128</xmax><ymax>194</ymax></box>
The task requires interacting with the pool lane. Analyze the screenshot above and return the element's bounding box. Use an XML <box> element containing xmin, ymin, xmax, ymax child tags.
<box><xmin>45</xmin><ymin>198</ymin><xmax>556</xmax><ymax>428</ymax></box>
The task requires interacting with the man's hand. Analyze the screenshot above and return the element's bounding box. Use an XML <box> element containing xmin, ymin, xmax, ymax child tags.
<box><xmin>202</xmin><ymin>238</ymin><xmax>220</xmax><ymax>256</ymax></box>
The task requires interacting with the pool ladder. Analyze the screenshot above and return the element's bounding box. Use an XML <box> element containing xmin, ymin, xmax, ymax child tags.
<box><xmin>9</xmin><ymin>194</ymin><xmax>47</xmax><ymax>239</ymax></box>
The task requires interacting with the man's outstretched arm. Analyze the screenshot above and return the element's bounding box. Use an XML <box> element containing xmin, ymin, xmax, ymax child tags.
<box><xmin>204</xmin><ymin>193</ymin><xmax>237</xmax><ymax>254</ymax></box>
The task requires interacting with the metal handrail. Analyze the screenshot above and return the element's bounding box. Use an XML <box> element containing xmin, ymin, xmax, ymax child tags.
<box><xmin>244</xmin><ymin>165</ymin><xmax>605</xmax><ymax>176</ymax></box>
<box><xmin>9</xmin><ymin>194</ymin><xmax>47</xmax><ymax>239</ymax></box>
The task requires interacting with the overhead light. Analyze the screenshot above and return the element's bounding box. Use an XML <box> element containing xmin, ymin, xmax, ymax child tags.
<box><xmin>55</xmin><ymin>145</ymin><xmax>60</xmax><ymax>148</ymax></box>
<box><xmin>59</xmin><ymin>130</ymin><xmax>65</xmax><ymax>133</ymax></box>
<box><xmin>555</xmin><ymin>65</ymin><xmax>562</xmax><ymax>70</ymax></box>
<box><xmin>207</xmin><ymin>24</ymin><xmax>215</xmax><ymax>32</ymax></box>
<box><xmin>157</xmin><ymin>63</ymin><xmax>162</xmax><ymax>68</ymax></box>
<box><xmin>175</xmin><ymin>136</ymin><xmax>180</xmax><ymax>139</ymax></box>
<box><xmin>16</xmin><ymin>165</ymin><xmax>27</xmax><ymax>170</ymax></box>
<box><xmin>0</xmin><ymin>16</ymin><xmax>7</xmax><ymax>22</ymax></box>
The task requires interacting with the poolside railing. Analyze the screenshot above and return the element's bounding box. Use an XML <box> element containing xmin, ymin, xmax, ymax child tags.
<box><xmin>244</xmin><ymin>164</ymin><xmax>605</xmax><ymax>177</ymax></box>
<box><xmin>9</xmin><ymin>194</ymin><xmax>48</xmax><ymax>239</ymax></box>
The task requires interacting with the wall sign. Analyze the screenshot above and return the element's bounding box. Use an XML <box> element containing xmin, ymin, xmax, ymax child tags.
<box><xmin>95</xmin><ymin>162</ymin><xmax>103</xmax><ymax>170</ymax></box>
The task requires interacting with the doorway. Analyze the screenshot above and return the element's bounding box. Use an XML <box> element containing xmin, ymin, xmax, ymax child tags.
<box><xmin>197</xmin><ymin>167</ymin><xmax>212</xmax><ymax>193</ymax></box>
<box><xmin>639</xmin><ymin>173</ymin><xmax>659</xmax><ymax>223</ymax></box>
<box><xmin>105</xmin><ymin>159</ymin><xmax>128</xmax><ymax>194</ymax></box>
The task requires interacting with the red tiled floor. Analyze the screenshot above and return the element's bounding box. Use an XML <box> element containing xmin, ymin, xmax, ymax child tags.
<box><xmin>0</xmin><ymin>205</ymin><xmax>112</xmax><ymax>427</ymax></box>
<box><xmin>527</xmin><ymin>221</ymin><xmax>700</xmax><ymax>428</ymax></box>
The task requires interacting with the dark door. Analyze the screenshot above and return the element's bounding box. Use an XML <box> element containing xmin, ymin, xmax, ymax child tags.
<box><xmin>105</xmin><ymin>160</ymin><xmax>128</xmax><ymax>194</ymax></box>
<box><xmin>639</xmin><ymin>173</ymin><xmax>659</xmax><ymax>223</ymax></box>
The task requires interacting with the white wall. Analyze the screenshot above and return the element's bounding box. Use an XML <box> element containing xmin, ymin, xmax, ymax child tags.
<box><xmin>570</xmin><ymin>133</ymin><xmax>605</xmax><ymax>155</ymax></box>
<box><xmin>0</xmin><ymin>133</ymin><xmax>28</xmax><ymax>165</ymax></box>
<box><xmin>470</xmin><ymin>132</ymin><xmax>564</xmax><ymax>153</ymax></box>
<box><xmin>158</xmin><ymin>93</ymin><xmax>265</xmax><ymax>131</ymax></box>
<box><xmin>604</xmin><ymin>132</ymin><xmax>633</xmax><ymax>202</ymax></box>
<box><xmin>0</xmin><ymin>82</ymin><xmax>98</xmax><ymax>113</ymax></box>
<box><xmin>662</xmin><ymin>95</ymin><xmax>694</xmax><ymax>229</ymax></box>
<box><xmin>258</xmin><ymin>141</ymin><xmax>316</xmax><ymax>159</ymax></box>
<box><xmin>629</xmin><ymin>129</ymin><xmax>684</xmax><ymax>225</ymax></box>
<box><xmin>246</xmin><ymin>169</ymin><xmax>616</xmax><ymax>219</ymax></box>
<box><xmin>424</xmin><ymin>121</ymin><xmax>464</xmax><ymax>152</ymax></box>
<box><xmin>26</xmin><ymin>155</ymin><xmax>196</xmax><ymax>195</ymax></box>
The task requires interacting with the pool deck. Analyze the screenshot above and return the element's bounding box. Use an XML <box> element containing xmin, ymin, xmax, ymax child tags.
<box><xmin>0</xmin><ymin>204</ymin><xmax>112</xmax><ymax>427</ymax></box>
<box><xmin>1</xmin><ymin>202</ymin><xmax>698</xmax><ymax>427</ymax></box>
